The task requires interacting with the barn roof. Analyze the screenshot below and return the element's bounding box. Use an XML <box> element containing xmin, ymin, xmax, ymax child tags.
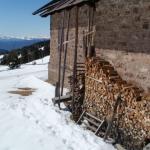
<box><xmin>33</xmin><ymin>0</ymin><xmax>95</xmax><ymax>17</ymax></box>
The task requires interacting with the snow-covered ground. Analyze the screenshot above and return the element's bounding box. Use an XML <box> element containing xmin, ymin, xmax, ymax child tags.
<box><xmin>0</xmin><ymin>56</ymin><xmax>49</xmax><ymax>81</ymax></box>
<box><xmin>0</xmin><ymin>55</ymin><xmax>4</xmax><ymax>63</ymax></box>
<box><xmin>0</xmin><ymin>56</ymin><xmax>115</xmax><ymax>150</ymax></box>
<box><xmin>0</xmin><ymin>55</ymin><xmax>4</xmax><ymax>59</ymax></box>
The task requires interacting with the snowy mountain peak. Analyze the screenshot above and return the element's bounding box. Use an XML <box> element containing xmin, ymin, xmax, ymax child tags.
<box><xmin>0</xmin><ymin>34</ymin><xmax>49</xmax><ymax>40</ymax></box>
<box><xmin>0</xmin><ymin>34</ymin><xmax>50</xmax><ymax>50</ymax></box>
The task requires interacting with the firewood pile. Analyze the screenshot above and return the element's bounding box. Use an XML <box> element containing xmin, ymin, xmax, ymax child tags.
<box><xmin>83</xmin><ymin>57</ymin><xmax>150</xmax><ymax>150</ymax></box>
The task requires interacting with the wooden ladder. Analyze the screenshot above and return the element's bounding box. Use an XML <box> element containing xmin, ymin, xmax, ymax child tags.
<box><xmin>77</xmin><ymin>111</ymin><xmax>115</xmax><ymax>144</ymax></box>
<box><xmin>77</xmin><ymin>111</ymin><xmax>105</xmax><ymax>136</ymax></box>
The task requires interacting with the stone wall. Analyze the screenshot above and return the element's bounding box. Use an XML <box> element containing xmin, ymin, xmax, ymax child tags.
<box><xmin>48</xmin><ymin>0</ymin><xmax>150</xmax><ymax>92</ymax></box>
<box><xmin>95</xmin><ymin>0</ymin><xmax>150</xmax><ymax>92</ymax></box>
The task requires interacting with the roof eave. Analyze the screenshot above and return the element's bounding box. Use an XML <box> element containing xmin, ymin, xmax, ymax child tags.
<box><xmin>32</xmin><ymin>1</ymin><xmax>60</xmax><ymax>15</ymax></box>
<box><xmin>33</xmin><ymin>0</ymin><xmax>97</xmax><ymax>17</ymax></box>
<box><xmin>40</xmin><ymin>0</ymin><xmax>92</xmax><ymax>17</ymax></box>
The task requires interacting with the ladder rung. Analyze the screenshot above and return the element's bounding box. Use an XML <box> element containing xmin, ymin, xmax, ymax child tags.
<box><xmin>77</xmin><ymin>63</ymin><xmax>84</xmax><ymax>64</ymax></box>
<box><xmin>86</xmin><ymin>124</ymin><xmax>97</xmax><ymax>132</ymax></box>
<box><xmin>86</xmin><ymin>112</ymin><xmax>102</xmax><ymax>123</ymax></box>
<box><xmin>52</xmin><ymin>94</ymin><xmax>72</xmax><ymax>105</ymax></box>
<box><xmin>77</xmin><ymin>66</ymin><xmax>85</xmax><ymax>68</ymax></box>
<box><xmin>77</xmin><ymin>73</ymin><xmax>85</xmax><ymax>74</ymax></box>
<box><xmin>77</xmin><ymin>70</ymin><xmax>85</xmax><ymax>72</ymax></box>
<box><xmin>83</xmin><ymin>116</ymin><xmax>99</xmax><ymax>127</ymax></box>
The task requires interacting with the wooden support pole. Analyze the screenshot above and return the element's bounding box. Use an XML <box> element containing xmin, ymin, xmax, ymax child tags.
<box><xmin>61</xmin><ymin>10</ymin><xmax>71</xmax><ymax>96</ymax></box>
<box><xmin>83</xmin><ymin>30</ymin><xmax>88</xmax><ymax>59</ymax></box>
<box><xmin>55</xmin><ymin>82</ymin><xmax>59</xmax><ymax>98</ymax></box>
<box><xmin>77</xmin><ymin>110</ymin><xmax>86</xmax><ymax>124</ymax></box>
<box><xmin>104</xmin><ymin>94</ymin><xmax>122</xmax><ymax>141</ymax></box>
<box><xmin>91</xmin><ymin>5</ymin><xmax>96</xmax><ymax>49</ymax></box>
<box><xmin>58</xmin><ymin>11</ymin><xmax>65</xmax><ymax>109</ymax></box>
<box><xmin>72</xmin><ymin>6</ymin><xmax>79</xmax><ymax>115</ymax></box>
<box><xmin>87</xmin><ymin>5</ymin><xmax>91</xmax><ymax>51</ymax></box>
<box><xmin>89</xmin><ymin>5</ymin><xmax>96</xmax><ymax>58</ymax></box>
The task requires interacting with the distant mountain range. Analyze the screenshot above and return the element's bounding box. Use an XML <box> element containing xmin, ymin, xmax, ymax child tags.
<box><xmin>0</xmin><ymin>49</ymin><xmax>9</xmax><ymax>55</ymax></box>
<box><xmin>0</xmin><ymin>35</ymin><xmax>49</xmax><ymax>51</ymax></box>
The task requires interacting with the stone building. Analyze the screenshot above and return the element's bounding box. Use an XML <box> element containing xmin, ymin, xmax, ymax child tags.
<box><xmin>33</xmin><ymin>0</ymin><xmax>150</xmax><ymax>149</ymax></box>
<box><xmin>34</xmin><ymin>0</ymin><xmax>150</xmax><ymax>92</ymax></box>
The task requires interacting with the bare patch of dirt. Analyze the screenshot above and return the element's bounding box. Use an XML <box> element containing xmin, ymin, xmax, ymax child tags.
<box><xmin>8</xmin><ymin>88</ymin><xmax>36</xmax><ymax>96</ymax></box>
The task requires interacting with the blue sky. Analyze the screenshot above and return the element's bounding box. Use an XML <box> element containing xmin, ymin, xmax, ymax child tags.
<box><xmin>0</xmin><ymin>0</ymin><xmax>50</xmax><ymax>38</ymax></box>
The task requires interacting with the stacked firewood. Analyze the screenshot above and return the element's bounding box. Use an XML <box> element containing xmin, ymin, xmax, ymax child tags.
<box><xmin>84</xmin><ymin>57</ymin><xmax>150</xmax><ymax>150</ymax></box>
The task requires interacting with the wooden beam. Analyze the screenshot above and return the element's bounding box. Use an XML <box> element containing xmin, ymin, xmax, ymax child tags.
<box><xmin>83</xmin><ymin>116</ymin><xmax>100</xmax><ymax>127</ymax></box>
<box><xmin>86</xmin><ymin>124</ymin><xmax>97</xmax><ymax>132</ymax></box>
<box><xmin>95</xmin><ymin>120</ymin><xmax>105</xmax><ymax>135</ymax></box>
<box><xmin>61</xmin><ymin>10</ymin><xmax>71</xmax><ymax>96</ymax></box>
<box><xmin>104</xmin><ymin>95</ymin><xmax>122</xmax><ymax>141</ymax></box>
<box><xmin>57</xmin><ymin>10</ymin><xmax>65</xmax><ymax>109</ymax></box>
<box><xmin>86</xmin><ymin>112</ymin><xmax>103</xmax><ymax>123</ymax></box>
<box><xmin>87</xmin><ymin>5</ymin><xmax>91</xmax><ymax>57</ymax></box>
<box><xmin>83</xmin><ymin>30</ymin><xmax>87</xmax><ymax>58</ymax></box>
<box><xmin>55</xmin><ymin>82</ymin><xmax>59</xmax><ymax>97</ymax></box>
<box><xmin>72</xmin><ymin>6</ymin><xmax>79</xmax><ymax>114</ymax></box>
<box><xmin>77</xmin><ymin>110</ymin><xmax>86</xmax><ymax>124</ymax></box>
<box><xmin>52</xmin><ymin>94</ymin><xmax>72</xmax><ymax>105</ymax></box>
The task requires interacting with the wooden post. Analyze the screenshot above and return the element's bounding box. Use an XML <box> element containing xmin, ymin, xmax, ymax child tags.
<box><xmin>72</xmin><ymin>6</ymin><xmax>79</xmax><ymax>117</ymax></box>
<box><xmin>87</xmin><ymin>5</ymin><xmax>91</xmax><ymax>57</ymax></box>
<box><xmin>83</xmin><ymin>31</ymin><xmax>88</xmax><ymax>59</ymax></box>
<box><xmin>91</xmin><ymin>5</ymin><xmax>96</xmax><ymax>57</ymax></box>
<box><xmin>58</xmin><ymin>11</ymin><xmax>65</xmax><ymax>109</ymax></box>
<box><xmin>61</xmin><ymin>10</ymin><xmax>71</xmax><ymax>96</ymax></box>
<box><xmin>88</xmin><ymin>4</ymin><xmax>96</xmax><ymax>58</ymax></box>
<box><xmin>104</xmin><ymin>94</ymin><xmax>122</xmax><ymax>141</ymax></box>
<box><xmin>55</xmin><ymin>82</ymin><xmax>59</xmax><ymax>98</ymax></box>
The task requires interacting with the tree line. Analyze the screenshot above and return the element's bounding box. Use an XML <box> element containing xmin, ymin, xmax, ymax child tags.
<box><xmin>0</xmin><ymin>40</ymin><xmax>50</xmax><ymax>69</ymax></box>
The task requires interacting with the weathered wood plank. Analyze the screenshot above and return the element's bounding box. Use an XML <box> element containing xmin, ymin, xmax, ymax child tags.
<box><xmin>72</xmin><ymin>6</ymin><xmax>79</xmax><ymax>119</ymax></box>
<box><xmin>83</xmin><ymin>116</ymin><xmax>100</xmax><ymax>127</ymax></box>
<box><xmin>61</xmin><ymin>10</ymin><xmax>71</xmax><ymax>96</ymax></box>
<box><xmin>86</xmin><ymin>112</ymin><xmax>102</xmax><ymax>123</ymax></box>
<box><xmin>95</xmin><ymin>120</ymin><xmax>105</xmax><ymax>135</ymax></box>
<box><xmin>86</xmin><ymin>124</ymin><xmax>97</xmax><ymax>132</ymax></box>
<box><xmin>57</xmin><ymin>11</ymin><xmax>65</xmax><ymax>109</ymax></box>
<box><xmin>77</xmin><ymin>110</ymin><xmax>86</xmax><ymax>124</ymax></box>
<box><xmin>52</xmin><ymin>94</ymin><xmax>72</xmax><ymax>105</ymax></box>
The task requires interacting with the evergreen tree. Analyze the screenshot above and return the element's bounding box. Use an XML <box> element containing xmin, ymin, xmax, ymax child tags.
<box><xmin>8</xmin><ymin>52</ymin><xmax>20</xmax><ymax>69</ymax></box>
